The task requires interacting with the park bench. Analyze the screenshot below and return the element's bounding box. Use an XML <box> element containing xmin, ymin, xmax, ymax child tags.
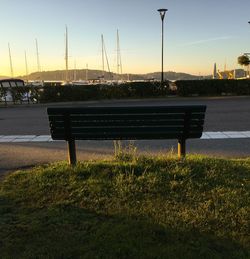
<box><xmin>47</xmin><ymin>105</ymin><xmax>206</xmax><ymax>165</ymax></box>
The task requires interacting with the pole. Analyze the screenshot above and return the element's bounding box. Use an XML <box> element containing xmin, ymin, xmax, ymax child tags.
<box><xmin>102</xmin><ymin>35</ymin><xmax>112</xmax><ymax>80</ymax></box>
<box><xmin>158</xmin><ymin>9</ymin><xmax>167</xmax><ymax>84</ymax></box>
<box><xmin>74</xmin><ymin>60</ymin><xmax>76</xmax><ymax>81</ymax></box>
<box><xmin>117</xmin><ymin>30</ymin><xmax>119</xmax><ymax>77</ymax></box>
<box><xmin>86</xmin><ymin>63</ymin><xmax>88</xmax><ymax>81</ymax></box>
<box><xmin>161</xmin><ymin>19</ymin><xmax>164</xmax><ymax>83</ymax></box>
<box><xmin>65</xmin><ymin>26</ymin><xmax>69</xmax><ymax>82</ymax></box>
<box><xmin>8</xmin><ymin>43</ymin><xmax>14</xmax><ymax>78</ymax></box>
<box><xmin>35</xmin><ymin>39</ymin><xmax>41</xmax><ymax>72</ymax></box>
<box><xmin>248</xmin><ymin>22</ymin><xmax>250</xmax><ymax>77</ymax></box>
<box><xmin>101</xmin><ymin>34</ymin><xmax>105</xmax><ymax>79</ymax></box>
<box><xmin>25</xmin><ymin>51</ymin><xmax>29</xmax><ymax>82</ymax></box>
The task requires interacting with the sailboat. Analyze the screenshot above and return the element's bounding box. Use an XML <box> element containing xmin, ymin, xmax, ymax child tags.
<box><xmin>116</xmin><ymin>29</ymin><xmax>124</xmax><ymax>84</ymax></box>
<box><xmin>71</xmin><ymin>62</ymin><xmax>89</xmax><ymax>85</ymax></box>
<box><xmin>61</xmin><ymin>26</ymin><xmax>70</xmax><ymax>85</ymax></box>
<box><xmin>31</xmin><ymin>39</ymin><xmax>44</xmax><ymax>87</ymax></box>
<box><xmin>99</xmin><ymin>34</ymin><xmax>112</xmax><ymax>84</ymax></box>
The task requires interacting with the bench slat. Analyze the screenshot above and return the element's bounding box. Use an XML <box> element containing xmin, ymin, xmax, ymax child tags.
<box><xmin>49</xmin><ymin>113</ymin><xmax>205</xmax><ymax>122</ymax></box>
<box><xmin>47</xmin><ymin>105</ymin><xmax>206</xmax><ymax>115</ymax></box>
<box><xmin>51</xmin><ymin>131</ymin><xmax>202</xmax><ymax>140</ymax></box>
<box><xmin>50</xmin><ymin>125</ymin><xmax>203</xmax><ymax>138</ymax></box>
<box><xmin>50</xmin><ymin>119</ymin><xmax>204</xmax><ymax>128</ymax></box>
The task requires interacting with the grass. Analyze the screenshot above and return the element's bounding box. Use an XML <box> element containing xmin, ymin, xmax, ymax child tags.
<box><xmin>0</xmin><ymin>154</ymin><xmax>249</xmax><ymax>258</ymax></box>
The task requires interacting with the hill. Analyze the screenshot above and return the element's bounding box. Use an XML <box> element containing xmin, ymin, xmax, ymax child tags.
<box><xmin>145</xmin><ymin>71</ymin><xmax>207</xmax><ymax>80</ymax></box>
<box><xmin>12</xmin><ymin>69</ymin><xmax>209</xmax><ymax>81</ymax></box>
<box><xmin>0</xmin><ymin>75</ymin><xmax>9</xmax><ymax>80</ymax></box>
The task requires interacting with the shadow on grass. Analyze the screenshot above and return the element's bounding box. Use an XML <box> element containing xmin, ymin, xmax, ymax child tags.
<box><xmin>0</xmin><ymin>195</ymin><xmax>248</xmax><ymax>259</ymax></box>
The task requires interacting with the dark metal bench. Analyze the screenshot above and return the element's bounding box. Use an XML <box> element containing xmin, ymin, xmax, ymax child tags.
<box><xmin>47</xmin><ymin>105</ymin><xmax>206</xmax><ymax>165</ymax></box>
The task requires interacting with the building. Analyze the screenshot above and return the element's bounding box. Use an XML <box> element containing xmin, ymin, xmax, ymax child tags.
<box><xmin>213</xmin><ymin>63</ymin><xmax>246</xmax><ymax>79</ymax></box>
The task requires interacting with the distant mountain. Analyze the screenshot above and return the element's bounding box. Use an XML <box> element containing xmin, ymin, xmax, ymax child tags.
<box><xmin>145</xmin><ymin>71</ymin><xmax>208</xmax><ymax>80</ymax></box>
<box><xmin>0</xmin><ymin>75</ymin><xmax>9</xmax><ymax>79</ymax></box>
<box><xmin>19</xmin><ymin>69</ymin><xmax>118</xmax><ymax>81</ymax></box>
<box><xmin>13</xmin><ymin>69</ymin><xmax>210</xmax><ymax>81</ymax></box>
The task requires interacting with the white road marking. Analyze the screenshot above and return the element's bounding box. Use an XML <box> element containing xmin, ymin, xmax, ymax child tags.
<box><xmin>202</xmin><ymin>132</ymin><xmax>228</xmax><ymax>139</ymax></box>
<box><xmin>0</xmin><ymin>132</ymin><xmax>249</xmax><ymax>142</ymax></box>
<box><xmin>31</xmin><ymin>136</ymin><xmax>52</xmax><ymax>142</ymax></box>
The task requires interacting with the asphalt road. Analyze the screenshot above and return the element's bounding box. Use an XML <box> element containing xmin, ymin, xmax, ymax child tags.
<box><xmin>1</xmin><ymin>96</ymin><xmax>250</xmax><ymax>134</ymax></box>
<box><xmin>1</xmin><ymin>96</ymin><xmax>250</xmax><ymax>175</ymax></box>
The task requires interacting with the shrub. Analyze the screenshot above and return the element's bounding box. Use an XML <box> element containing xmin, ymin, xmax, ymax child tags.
<box><xmin>39</xmin><ymin>81</ymin><xmax>172</xmax><ymax>103</ymax></box>
<box><xmin>175</xmin><ymin>79</ymin><xmax>250</xmax><ymax>96</ymax></box>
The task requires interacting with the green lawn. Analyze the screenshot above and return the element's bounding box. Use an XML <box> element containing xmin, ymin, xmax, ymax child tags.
<box><xmin>0</xmin><ymin>155</ymin><xmax>249</xmax><ymax>258</ymax></box>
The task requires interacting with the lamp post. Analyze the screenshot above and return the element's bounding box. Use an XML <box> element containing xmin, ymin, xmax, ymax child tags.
<box><xmin>158</xmin><ymin>8</ymin><xmax>168</xmax><ymax>83</ymax></box>
<box><xmin>248</xmin><ymin>22</ymin><xmax>250</xmax><ymax>77</ymax></box>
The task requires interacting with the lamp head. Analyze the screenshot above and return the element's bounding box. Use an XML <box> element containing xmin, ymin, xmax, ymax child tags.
<box><xmin>158</xmin><ymin>9</ymin><xmax>168</xmax><ymax>21</ymax></box>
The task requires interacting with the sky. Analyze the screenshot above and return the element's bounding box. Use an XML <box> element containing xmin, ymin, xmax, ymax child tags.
<box><xmin>1</xmin><ymin>0</ymin><xmax>250</xmax><ymax>76</ymax></box>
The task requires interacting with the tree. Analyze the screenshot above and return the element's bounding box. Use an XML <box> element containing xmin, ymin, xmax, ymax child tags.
<box><xmin>237</xmin><ymin>55</ymin><xmax>250</xmax><ymax>66</ymax></box>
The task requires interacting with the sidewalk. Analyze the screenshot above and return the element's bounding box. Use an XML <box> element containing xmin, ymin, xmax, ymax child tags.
<box><xmin>1</xmin><ymin>131</ymin><xmax>250</xmax><ymax>142</ymax></box>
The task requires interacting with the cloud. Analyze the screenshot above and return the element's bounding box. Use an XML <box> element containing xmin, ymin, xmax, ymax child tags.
<box><xmin>180</xmin><ymin>36</ymin><xmax>233</xmax><ymax>47</ymax></box>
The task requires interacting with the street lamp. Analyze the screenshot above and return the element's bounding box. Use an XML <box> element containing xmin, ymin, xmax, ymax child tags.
<box><xmin>158</xmin><ymin>8</ymin><xmax>168</xmax><ymax>83</ymax></box>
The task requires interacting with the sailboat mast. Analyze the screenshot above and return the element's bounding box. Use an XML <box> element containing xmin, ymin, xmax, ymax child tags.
<box><xmin>86</xmin><ymin>63</ymin><xmax>88</xmax><ymax>81</ymax></box>
<box><xmin>8</xmin><ymin>43</ymin><xmax>14</xmax><ymax>78</ymax></box>
<box><xmin>100</xmin><ymin>34</ymin><xmax>112</xmax><ymax>80</ymax></box>
<box><xmin>74</xmin><ymin>60</ymin><xmax>76</xmax><ymax>81</ymax></box>
<box><xmin>117</xmin><ymin>30</ymin><xmax>119</xmax><ymax>77</ymax></box>
<box><xmin>65</xmin><ymin>26</ymin><xmax>69</xmax><ymax>82</ymax></box>
<box><xmin>102</xmin><ymin>35</ymin><xmax>112</xmax><ymax>79</ymax></box>
<box><xmin>116</xmin><ymin>30</ymin><xmax>122</xmax><ymax>80</ymax></box>
<box><xmin>25</xmin><ymin>51</ymin><xmax>29</xmax><ymax>82</ymax></box>
<box><xmin>35</xmin><ymin>39</ymin><xmax>41</xmax><ymax>72</ymax></box>
<box><xmin>101</xmin><ymin>34</ymin><xmax>105</xmax><ymax>78</ymax></box>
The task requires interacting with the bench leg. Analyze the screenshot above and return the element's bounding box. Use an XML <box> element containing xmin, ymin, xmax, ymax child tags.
<box><xmin>178</xmin><ymin>139</ymin><xmax>186</xmax><ymax>158</ymax></box>
<box><xmin>67</xmin><ymin>140</ymin><xmax>77</xmax><ymax>165</ymax></box>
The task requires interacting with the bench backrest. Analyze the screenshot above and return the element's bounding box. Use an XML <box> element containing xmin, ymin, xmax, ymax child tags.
<box><xmin>47</xmin><ymin>105</ymin><xmax>206</xmax><ymax>141</ymax></box>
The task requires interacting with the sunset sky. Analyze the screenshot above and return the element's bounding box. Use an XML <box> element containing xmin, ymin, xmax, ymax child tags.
<box><xmin>1</xmin><ymin>0</ymin><xmax>250</xmax><ymax>76</ymax></box>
